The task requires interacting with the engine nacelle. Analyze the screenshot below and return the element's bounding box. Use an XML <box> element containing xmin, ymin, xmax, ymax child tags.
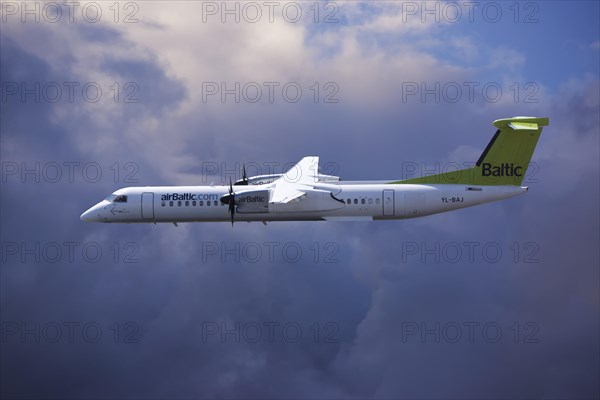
<box><xmin>234</xmin><ymin>173</ymin><xmax>340</xmax><ymax>186</ymax></box>
<box><xmin>235</xmin><ymin>189</ymin><xmax>270</xmax><ymax>213</ymax></box>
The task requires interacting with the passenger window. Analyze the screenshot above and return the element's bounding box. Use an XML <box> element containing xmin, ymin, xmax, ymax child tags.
<box><xmin>185</xmin><ymin>201</ymin><xmax>189</xmax><ymax>206</ymax></box>
<box><xmin>354</xmin><ymin>199</ymin><xmax>358</xmax><ymax>204</ymax></box>
<box><xmin>214</xmin><ymin>201</ymin><xmax>218</xmax><ymax>206</ymax></box>
<box><xmin>207</xmin><ymin>201</ymin><xmax>211</xmax><ymax>206</ymax></box>
<box><xmin>361</xmin><ymin>199</ymin><xmax>365</xmax><ymax>204</ymax></box>
<box><xmin>161</xmin><ymin>201</ymin><xmax>166</xmax><ymax>207</ymax></box>
<box><xmin>200</xmin><ymin>201</ymin><xmax>204</xmax><ymax>206</ymax></box>
<box><xmin>178</xmin><ymin>201</ymin><xmax>182</xmax><ymax>206</ymax></box>
<box><xmin>169</xmin><ymin>201</ymin><xmax>174</xmax><ymax>207</ymax></box>
<box><xmin>192</xmin><ymin>201</ymin><xmax>196</xmax><ymax>206</ymax></box>
<box><xmin>346</xmin><ymin>199</ymin><xmax>351</xmax><ymax>204</ymax></box>
<box><xmin>368</xmin><ymin>198</ymin><xmax>373</xmax><ymax>204</ymax></box>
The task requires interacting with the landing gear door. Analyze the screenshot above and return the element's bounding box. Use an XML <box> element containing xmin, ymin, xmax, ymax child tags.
<box><xmin>141</xmin><ymin>192</ymin><xmax>154</xmax><ymax>219</ymax></box>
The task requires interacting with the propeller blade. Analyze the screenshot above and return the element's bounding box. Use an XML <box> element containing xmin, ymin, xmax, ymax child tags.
<box><xmin>229</xmin><ymin>178</ymin><xmax>235</xmax><ymax>226</ymax></box>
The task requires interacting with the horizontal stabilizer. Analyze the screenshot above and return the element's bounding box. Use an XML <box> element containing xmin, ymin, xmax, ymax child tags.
<box><xmin>493</xmin><ymin>116</ymin><xmax>549</xmax><ymax>130</ymax></box>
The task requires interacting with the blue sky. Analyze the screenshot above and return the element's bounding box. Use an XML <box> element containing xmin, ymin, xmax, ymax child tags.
<box><xmin>1</xmin><ymin>1</ymin><xmax>599</xmax><ymax>398</ymax></box>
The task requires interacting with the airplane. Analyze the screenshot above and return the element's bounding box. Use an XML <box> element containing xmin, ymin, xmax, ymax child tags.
<box><xmin>80</xmin><ymin>116</ymin><xmax>549</xmax><ymax>225</ymax></box>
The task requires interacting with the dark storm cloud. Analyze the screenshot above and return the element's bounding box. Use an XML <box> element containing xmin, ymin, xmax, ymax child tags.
<box><xmin>1</xmin><ymin>37</ymin><xmax>78</xmax><ymax>158</ymax></box>
<box><xmin>1</xmin><ymin>19</ymin><xmax>372</xmax><ymax>399</ymax></box>
<box><xmin>100</xmin><ymin>57</ymin><xmax>188</xmax><ymax>115</ymax></box>
<box><xmin>1</xmin><ymin>4</ymin><xmax>599</xmax><ymax>400</ymax></box>
<box><xmin>322</xmin><ymin>79</ymin><xmax>600</xmax><ymax>398</ymax></box>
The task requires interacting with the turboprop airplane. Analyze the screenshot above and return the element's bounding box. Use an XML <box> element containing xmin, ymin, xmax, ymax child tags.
<box><xmin>80</xmin><ymin>116</ymin><xmax>548</xmax><ymax>225</ymax></box>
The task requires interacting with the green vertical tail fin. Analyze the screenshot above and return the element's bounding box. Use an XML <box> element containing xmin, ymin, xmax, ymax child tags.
<box><xmin>392</xmin><ymin>116</ymin><xmax>549</xmax><ymax>186</ymax></box>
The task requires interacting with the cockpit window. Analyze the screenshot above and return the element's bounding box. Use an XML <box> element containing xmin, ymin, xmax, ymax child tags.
<box><xmin>105</xmin><ymin>194</ymin><xmax>117</xmax><ymax>202</ymax></box>
<box><xmin>113</xmin><ymin>195</ymin><xmax>128</xmax><ymax>203</ymax></box>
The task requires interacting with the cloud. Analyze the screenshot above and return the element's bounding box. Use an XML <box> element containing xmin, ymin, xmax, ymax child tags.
<box><xmin>1</xmin><ymin>2</ymin><xmax>598</xmax><ymax>399</ymax></box>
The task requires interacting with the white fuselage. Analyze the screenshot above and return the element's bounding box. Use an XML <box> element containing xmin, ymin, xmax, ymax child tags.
<box><xmin>80</xmin><ymin>183</ymin><xmax>527</xmax><ymax>223</ymax></box>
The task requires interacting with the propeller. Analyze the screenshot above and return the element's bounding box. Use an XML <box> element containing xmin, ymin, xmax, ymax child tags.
<box><xmin>221</xmin><ymin>164</ymin><xmax>249</xmax><ymax>225</ymax></box>
<box><xmin>227</xmin><ymin>178</ymin><xmax>235</xmax><ymax>225</ymax></box>
<box><xmin>219</xmin><ymin>178</ymin><xmax>236</xmax><ymax>226</ymax></box>
<box><xmin>234</xmin><ymin>163</ymin><xmax>248</xmax><ymax>185</ymax></box>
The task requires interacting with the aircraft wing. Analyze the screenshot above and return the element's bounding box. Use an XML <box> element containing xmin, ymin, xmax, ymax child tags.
<box><xmin>269</xmin><ymin>185</ymin><xmax>306</xmax><ymax>204</ymax></box>
<box><xmin>281</xmin><ymin>156</ymin><xmax>320</xmax><ymax>185</ymax></box>
<box><xmin>269</xmin><ymin>156</ymin><xmax>319</xmax><ymax>204</ymax></box>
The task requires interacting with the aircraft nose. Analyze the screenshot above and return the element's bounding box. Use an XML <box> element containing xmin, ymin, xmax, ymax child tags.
<box><xmin>80</xmin><ymin>204</ymin><xmax>103</xmax><ymax>222</ymax></box>
<box><xmin>80</xmin><ymin>208</ymin><xmax>95</xmax><ymax>222</ymax></box>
